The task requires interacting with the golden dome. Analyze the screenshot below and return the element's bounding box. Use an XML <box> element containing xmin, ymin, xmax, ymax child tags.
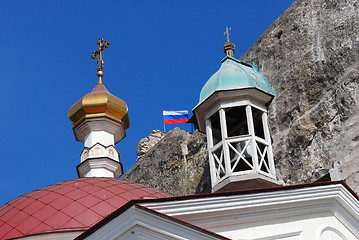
<box><xmin>68</xmin><ymin>80</ymin><xmax>130</xmax><ymax>129</ymax></box>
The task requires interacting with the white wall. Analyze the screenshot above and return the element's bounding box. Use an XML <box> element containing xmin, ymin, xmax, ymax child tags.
<box><xmin>210</xmin><ymin>211</ymin><xmax>356</xmax><ymax>240</ymax></box>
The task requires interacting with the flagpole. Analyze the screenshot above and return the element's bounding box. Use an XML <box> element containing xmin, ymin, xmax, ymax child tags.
<box><xmin>163</xmin><ymin>110</ymin><xmax>165</xmax><ymax>132</ymax></box>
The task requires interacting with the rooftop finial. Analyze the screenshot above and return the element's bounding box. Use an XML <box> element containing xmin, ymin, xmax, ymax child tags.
<box><xmin>224</xmin><ymin>27</ymin><xmax>231</xmax><ymax>43</ymax></box>
<box><xmin>223</xmin><ymin>27</ymin><xmax>235</xmax><ymax>57</ymax></box>
<box><xmin>91</xmin><ymin>38</ymin><xmax>110</xmax><ymax>84</ymax></box>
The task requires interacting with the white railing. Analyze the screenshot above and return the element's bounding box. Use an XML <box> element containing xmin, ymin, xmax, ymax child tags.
<box><xmin>227</xmin><ymin>136</ymin><xmax>253</xmax><ymax>173</ymax></box>
<box><xmin>210</xmin><ymin>135</ymin><xmax>274</xmax><ymax>184</ymax></box>
<box><xmin>254</xmin><ymin>136</ymin><xmax>271</xmax><ymax>176</ymax></box>
<box><xmin>210</xmin><ymin>140</ymin><xmax>225</xmax><ymax>183</ymax></box>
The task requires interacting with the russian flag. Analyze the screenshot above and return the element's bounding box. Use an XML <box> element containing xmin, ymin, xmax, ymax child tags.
<box><xmin>163</xmin><ymin>110</ymin><xmax>189</xmax><ymax>124</ymax></box>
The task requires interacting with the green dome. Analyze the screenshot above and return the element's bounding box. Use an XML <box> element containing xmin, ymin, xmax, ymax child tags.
<box><xmin>198</xmin><ymin>56</ymin><xmax>275</xmax><ymax>105</ymax></box>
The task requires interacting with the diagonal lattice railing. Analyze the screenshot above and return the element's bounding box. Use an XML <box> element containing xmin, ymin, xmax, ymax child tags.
<box><xmin>210</xmin><ymin>136</ymin><xmax>274</xmax><ymax>184</ymax></box>
<box><xmin>210</xmin><ymin>142</ymin><xmax>226</xmax><ymax>182</ymax></box>
<box><xmin>254</xmin><ymin>137</ymin><xmax>272</xmax><ymax>176</ymax></box>
<box><xmin>228</xmin><ymin>139</ymin><xmax>253</xmax><ymax>172</ymax></box>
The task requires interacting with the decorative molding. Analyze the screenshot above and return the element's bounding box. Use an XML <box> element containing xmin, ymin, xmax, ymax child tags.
<box><xmin>16</xmin><ymin>231</ymin><xmax>83</xmax><ymax>240</ymax></box>
<box><xmin>77</xmin><ymin>157</ymin><xmax>123</xmax><ymax>178</ymax></box>
<box><xmin>73</xmin><ymin>117</ymin><xmax>125</xmax><ymax>144</ymax></box>
<box><xmin>320</xmin><ymin>227</ymin><xmax>347</xmax><ymax>240</ymax></box>
<box><xmin>82</xmin><ymin>206</ymin><xmax>226</xmax><ymax>240</ymax></box>
<box><xmin>80</xmin><ymin>143</ymin><xmax>119</xmax><ymax>162</ymax></box>
<box><xmin>212</xmin><ymin>173</ymin><xmax>279</xmax><ymax>193</ymax></box>
<box><xmin>141</xmin><ymin>184</ymin><xmax>359</xmax><ymax>237</ymax></box>
<box><xmin>244</xmin><ymin>230</ymin><xmax>303</xmax><ymax>240</ymax></box>
<box><xmin>195</xmin><ymin>88</ymin><xmax>272</xmax><ymax>132</ymax></box>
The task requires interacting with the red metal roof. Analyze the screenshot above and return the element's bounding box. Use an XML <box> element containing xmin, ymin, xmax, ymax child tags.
<box><xmin>0</xmin><ymin>178</ymin><xmax>170</xmax><ymax>240</ymax></box>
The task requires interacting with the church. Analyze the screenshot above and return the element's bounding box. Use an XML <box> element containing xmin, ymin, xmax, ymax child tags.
<box><xmin>1</xmin><ymin>31</ymin><xmax>359</xmax><ymax>240</ymax></box>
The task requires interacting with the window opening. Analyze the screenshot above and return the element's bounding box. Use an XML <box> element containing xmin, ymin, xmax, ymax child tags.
<box><xmin>225</xmin><ymin>106</ymin><xmax>248</xmax><ymax>137</ymax></box>
<box><xmin>252</xmin><ymin>107</ymin><xmax>265</xmax><ymax>139</ymax></box>
<box><xmin>210</xmin><ymin>111</ymin><xmax>222</xmax><ymax>144</ymax></box>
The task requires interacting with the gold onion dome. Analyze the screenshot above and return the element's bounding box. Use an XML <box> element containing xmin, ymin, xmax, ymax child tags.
<box><xmin>68</xmin><ymin>81</ymin><xmax>130</xmax><ymax>129</ymax></box>
<box><xmin>68</xmin><ymin>38</ymin><xmax>129</xmax><ymax>130</ymax></box>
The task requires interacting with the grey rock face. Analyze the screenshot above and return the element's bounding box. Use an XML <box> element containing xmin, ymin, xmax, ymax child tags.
<box><xmin>240</xmin><ymin>0</ymin><xmax>359</xmax><ymax>191</ymax></box>
<box><xmin>123</xmin><ymin>128</ymin><xmax>210</xmax><ymax>196</ymax></box>
<box><xmin>136</xmin><ymin>130</ymin><xmax>166</xmax><ymax>159</ymax></box>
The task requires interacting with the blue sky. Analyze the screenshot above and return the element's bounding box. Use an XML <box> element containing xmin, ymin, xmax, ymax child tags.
<box><xmin>0</xmin><ymin>0</ymin><xmax>295</xmax><ymax>206</ymax></box>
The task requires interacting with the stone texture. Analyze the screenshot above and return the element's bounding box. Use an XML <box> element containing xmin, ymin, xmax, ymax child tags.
<box><xmin>240</xmin><ymin>0</ymin><xmax>359</xmax><ymax>191</ymax></box>
<box><xmin>136</xmin><ymin>130</ymin><xmax>166</xmax><ymax>159</ymax></box>
<box><xmin>123</xmin><ymin>128</ymin><xmax>210</xmax><ymax>196</ymax></box>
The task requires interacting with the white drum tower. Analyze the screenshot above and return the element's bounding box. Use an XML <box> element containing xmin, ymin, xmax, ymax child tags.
<box><xmin>193</xmin><ymin>33</ymin><xmax>279</xmax><ymax>192</ymax></box>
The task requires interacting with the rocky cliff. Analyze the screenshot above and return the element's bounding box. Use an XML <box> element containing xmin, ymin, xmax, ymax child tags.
<box><xmin>136</xmin><ymin>130</ymin><xmax>166</xmax><ymax>159</ymax></box>
<box><xmin>123</xmin><ymin>128</ymin><xmax>211</xmax><ymax>196</ymax></box>
<box><xmin>124</xmin><ymin>0</ymin><xmax>359</xmax><ymax>195</ymax></box>
<box><xmin>240</xmin><ymin>0</ymin><xmax>359</xmax><ymax>192</ymax></box>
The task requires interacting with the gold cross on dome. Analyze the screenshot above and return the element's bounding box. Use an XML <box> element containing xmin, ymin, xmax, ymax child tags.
<box><xmin>91</xmin><ymin>38</ymin><xmax>110</xmax><ymax>72</ymax></box>
<box><xmin>224</xmin><ymin>27</ymin><xmax>231</xmax><ymax>43</ymax></box>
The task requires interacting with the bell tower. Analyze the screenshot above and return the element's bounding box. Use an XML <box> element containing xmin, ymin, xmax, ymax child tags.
<box><xmin>193</xmin><ymin>29</ymin><xmax>279</xmax><ymax>192</ymax></box>
<box><xmin>68</xmin><ymin>38</ymin><xmax>130</xmax><ymax>178</ymax></box>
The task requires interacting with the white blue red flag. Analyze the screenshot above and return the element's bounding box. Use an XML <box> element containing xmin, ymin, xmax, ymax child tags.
<box><xmin>163</xmin><ymin>110</ymin><xmax>188</xmax><ymax>124</ymax></box>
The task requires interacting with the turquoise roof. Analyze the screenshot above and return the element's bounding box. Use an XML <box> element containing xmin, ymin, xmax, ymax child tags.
<box><xmin>198</xmin><ymin>56</ymin><xmax>276</xmax><ymax>105</ymax></box>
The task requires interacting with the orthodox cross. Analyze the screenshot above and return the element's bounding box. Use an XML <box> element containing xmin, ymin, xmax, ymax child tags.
<box><xmin>223</xmin><ymin>27</ymin><xmax>231</xmax><ymax>43</ymax></box>
<box><xmin>91</xmin><ymin>38</ymin><xmax>110</xmax><ymax>73</ymax></box>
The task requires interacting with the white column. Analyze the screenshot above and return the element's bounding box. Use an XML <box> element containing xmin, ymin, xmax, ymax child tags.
<box><xmin>206</xmin><ymin>119</ymin><xmax>217</xmax><ymax>187</ymax></box>
<box><xmin>84</xmin><ymin>131</ymin><xmax>115</xmax><ymax>148</ymax></box>
<box><xmin>246</xmin><ymin>105</ymin><xmax>258</xmax><ymax>171</ymax></box>
<box><xmin>219</xmin><ymin>108</ymin><xmax>231</xmax><ymax>176</ymax></box>
<box><xmin>262</xmin><ymin>112</ymin><xmax>275</xmax><ymax>177</ymax></box>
